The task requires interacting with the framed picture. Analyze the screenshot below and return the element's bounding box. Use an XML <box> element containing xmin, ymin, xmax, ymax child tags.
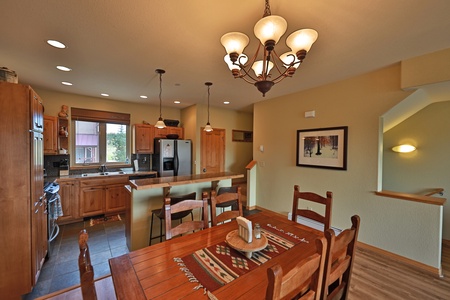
<box><xmin>296</xmin><ymin>126</ymin><xmax>348</xmax><ymax>170</ymax></box>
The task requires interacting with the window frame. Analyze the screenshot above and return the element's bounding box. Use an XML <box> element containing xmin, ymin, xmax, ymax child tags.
<box><xmin>71</xmin><ymin>108</ymin><xmax>131</xmax><ymax>168</ymax></box>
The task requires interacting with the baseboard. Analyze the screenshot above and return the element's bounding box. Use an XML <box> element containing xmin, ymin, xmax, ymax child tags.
<box><xmin>357</xmin><ymin>242</ymin><xmax>443</xmax><ymax>277</ymax></box>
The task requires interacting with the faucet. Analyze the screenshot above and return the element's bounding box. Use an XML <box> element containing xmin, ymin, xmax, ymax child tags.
<box><xmin>99</xmin><ymin>164</ymin><xmax>107</xmax><ymax>173</ymax></box>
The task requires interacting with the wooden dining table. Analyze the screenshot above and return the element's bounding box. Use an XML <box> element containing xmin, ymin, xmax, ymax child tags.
<box><xmin>109</xmin><ymin>210</ymin><xmax>322</xmax><ymax>300</ymax></box>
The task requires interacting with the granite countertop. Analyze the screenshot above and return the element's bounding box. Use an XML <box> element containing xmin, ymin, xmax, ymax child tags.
<box><xmin>46</xmin><ymin>170</ymin><xmax>158</xmax><ymax>183</ymax></box>
<box><xmin>129</xmin><ymin>172</ymin><xmax>244</xmax><ymax>190</ymax></box>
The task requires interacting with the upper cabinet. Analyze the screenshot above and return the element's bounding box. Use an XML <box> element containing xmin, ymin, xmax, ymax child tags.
<box><xmin>154</xmin><ymin>126</ymin><xmax>184</xmax><ymax>139</ymax></box>
<box><xmin>133</xmin><ymin>124</ymin><xmax>155</xmax><ymax>154</ymax></box>
<box><xmin>43</xmin><ymin>115</ymin><xmax>58</xmax><ymax>154</ymax></box>
<box><xmin>133</xmin><ymin>124</ymin><xmax>184</xmax><ymax>154</ymax></box>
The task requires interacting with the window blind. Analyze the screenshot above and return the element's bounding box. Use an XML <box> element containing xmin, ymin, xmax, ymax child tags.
<box><xmin>71</xmin><ymin>107</ymin><xmax>130</xmax><ymax>125</ymax></box>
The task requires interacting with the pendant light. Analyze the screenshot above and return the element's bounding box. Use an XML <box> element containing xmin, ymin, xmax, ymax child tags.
<box><xmin>204</xmin><ymin>82</ymin><xmax>213</xmax><ymax>132</ymax></box>
<box><xmin>155</xmin><ymin>69</ymin><xmax>166</xmax><ymax>129</ymax></box>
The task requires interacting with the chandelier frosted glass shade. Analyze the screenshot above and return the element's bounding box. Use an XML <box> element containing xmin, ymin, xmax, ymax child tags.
<box><xmin>254</xmin><ymin>15</ymin><xmax>287</xmax><ymax>48</ymax></box>
<box><xmin>220</xmin><ymin>32</ymin><xmax>250</xmax><ymax>59</ymax></box>
<box><xmin>286</xmin><ymin>29</ymin><xmax>318</xmax><ymax>57</ymax></box>
<box><xmin>252</xmin><ymin>60</ymin><xmax>274</xmax><ymax>77</ymax></box>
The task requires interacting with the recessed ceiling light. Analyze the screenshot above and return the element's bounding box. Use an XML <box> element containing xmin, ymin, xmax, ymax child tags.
<box><xmin>174</xmin><ymin>100</ymin><xmax>181</xmax><ymax>104</ymax></box>
<box><xmin>140</xmin><ymin>95</ymin><xmax>148</xmax><ymax>99</ymax></box>
<box><xmin>56</xmin><ymin>65</ymin><xmax>72</xmax><ymax>72</ymax></box>
<box><xmin>47</xmin><ymin>40</ymin><xmax>66</xmax><ymax>49</ymax></box>
<box><xmin>61</xmin><ymin>81</ymin><xmax>72</xmax><ymax>86</ymax></box>
<box><xmin>101</xmin><ymin>93</ymin><xmax>109</xmax><ymax>97</ymax></box>
<box><xmin>223</xmin><ymin>101</ymin><xmax>230</xmax><ymax>105</ymax></box>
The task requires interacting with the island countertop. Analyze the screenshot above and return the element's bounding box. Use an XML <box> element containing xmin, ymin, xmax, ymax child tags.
<box><xmin>129</xmin><ymin>172</ymin><xmax>244</xmax><ymax>190</ymax></box>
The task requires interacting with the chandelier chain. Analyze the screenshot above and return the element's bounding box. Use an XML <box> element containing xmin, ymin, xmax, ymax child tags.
<box><xmin>263</xmin><ymin>0</ymin><xmax>272</xmax><ymax>17</ymax></box>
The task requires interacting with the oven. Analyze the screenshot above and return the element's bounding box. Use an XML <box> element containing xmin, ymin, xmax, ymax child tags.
<box><xmin>44</xmin><ymin>181</ymin><xmax>61</xmax><ymax>255</ymax></box>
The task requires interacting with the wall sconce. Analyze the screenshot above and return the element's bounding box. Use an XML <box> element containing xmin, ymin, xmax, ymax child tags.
<box><xmin>392</xmin><ymin>144</ymin><xmax>416</xmax><ymax>153</ymax></box>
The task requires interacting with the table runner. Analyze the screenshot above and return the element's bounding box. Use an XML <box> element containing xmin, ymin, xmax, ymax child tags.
<box><xmin>174</xmin><ymin>223</ymin><xmax>310</xmax><ymax>292</ymax></box>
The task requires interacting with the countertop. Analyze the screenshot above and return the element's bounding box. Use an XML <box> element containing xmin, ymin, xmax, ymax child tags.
<box><xmin>45</xmin><ymin>170</ymin><xmax>158</xmax><ymax>183</ymax></box>
<box><xmin>129</xmin><ymin>172</ymin><xmax>244</xmax><ymax>190</ymax></box>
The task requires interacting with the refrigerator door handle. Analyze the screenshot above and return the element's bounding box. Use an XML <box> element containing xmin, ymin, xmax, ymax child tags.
<box><xmin>174</xmin><ymin>142</ymin><xmax>179</xmax><ymax>176</ymax></box>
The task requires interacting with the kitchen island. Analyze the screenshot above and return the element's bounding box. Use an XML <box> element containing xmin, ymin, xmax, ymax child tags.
<box><xmin>126</xmin><ymin>172</ymin><xmax>244</xmax><ymax>251</ymax></box>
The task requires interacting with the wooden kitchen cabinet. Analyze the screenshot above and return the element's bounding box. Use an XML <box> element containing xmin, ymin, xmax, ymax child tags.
<box><xmin>105</xmin><ymin>183</ymin><xmax>127</xmax><ymax>213</ymax></box>
<box><xmin>154</xmin><ymin>126</ymin><xmax>184</xmax><ymax>139</ymax></box>
<box><xmin>0</xmin><ymin>82</ymin><xmax>47</xmax><ymax>297</ymax></box>
<box><xmin>80</xmin><ymin>176</ymin><xmax>128</xmax><ymax>217</ymax></box>
<box><xmin>57</xmin><ymin>179</ymin><xmax>81</xmax><ymax>224</ymax></box>
<box><xmin>133</xmin><ymin>124</ymin><xmax>154</xmax><ymax>154</ymax></box>
<box><xmin>44</xmin><ymin>115</ymin><xmax>58</xmax><ymax>154</ymax></box>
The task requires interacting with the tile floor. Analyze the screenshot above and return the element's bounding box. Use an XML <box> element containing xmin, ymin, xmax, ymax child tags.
<box><xmin>23</xmin><ymin>206</ymin><xmax>259</xmax><ymax>299</ymax></box>
<box><xmin>23</xmin><ymin>215</ymin><xmax>129</xmax><ymax>299</ymax></box>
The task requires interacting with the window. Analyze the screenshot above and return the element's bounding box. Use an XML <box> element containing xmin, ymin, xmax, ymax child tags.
<box><xmin>71</xmin><ymin>108</ymin><xmax>130</xmax><ymax>166</ymax></box>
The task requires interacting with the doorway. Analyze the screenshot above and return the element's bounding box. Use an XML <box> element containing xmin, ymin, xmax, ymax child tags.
<box><xmin>200</xmin><ymin>128</ymin><xmax>225</xmax><ymax>174</ymax></box>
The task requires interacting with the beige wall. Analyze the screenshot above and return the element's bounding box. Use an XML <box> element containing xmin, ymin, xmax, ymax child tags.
<box><xmin>383</xmin><ymin>101</ymin><xmax>450</xmax><ymax>239</ymax></box>
<box><xmin>253</xmin><ymin>64</ymin><xmax>443</xmax><ymax>270</ymax></box>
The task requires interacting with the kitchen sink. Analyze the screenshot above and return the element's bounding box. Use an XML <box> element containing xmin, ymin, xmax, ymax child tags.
<box><xmin>81</xmin><ymin>171</ymin><xmax>126</xmax><ymax>177</ymax></box>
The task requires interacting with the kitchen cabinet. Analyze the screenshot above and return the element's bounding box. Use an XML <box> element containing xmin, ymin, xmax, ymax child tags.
<box><xmin>154</xmin><ymin>126</ymin><xmax>184</xmax><ymax>139</ymax></box>
<box><xmin>57</xmin><ymin>179</ymin><xmax>81</xmax><ymax>224</ymax></box>
<box><xmin>133</xmin><ymin>124</ymin><xmax>154</xmax><ymax>154</ymax></box>
<box><xmin>80</xmin><ymin>176</ymin><xmax>128</xmax><ymax>217</ymax></box>
<box><xmin>44</xmin><ymin>115</ymin><xmax>58</xmax><ymax>154</ymax></box>
<box><xmin>0</xmin><ymin>82</ymin><xmax>47</xmax><ymax>297</ymax></box>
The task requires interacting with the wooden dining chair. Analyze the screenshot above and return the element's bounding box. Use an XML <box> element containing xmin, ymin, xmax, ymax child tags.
<box><xmin>149</xmin><ymin>192</ymin><xmax>196</xmax><ymax>244</ymax></box>
<box><xmin>321</xmin><ymin>215</ymin><xmax>360</xmax><ymax>300</ymax></box>
<box><xmin>164</xmin><ymin>191</ymin><xmax>209</xmax><ymax>240</ymax></box>
<box><xmin>78</xmin><ymin>229</ymin><xmax>97</xmax><ymax>300</ymax></box>
<box><xmin>266</xmin><ymin>236</ymin><xmax>327</xmax><ymax>300</ymax></box>
<box><xmin>210</xmin><ymin>186</ymin><xmax>243</xmax><ymax>226</ymax></box>
<box><xmin>292</xmin><ymin>185</ymin><xmax>333</xmax><ymax>232</ymax></box>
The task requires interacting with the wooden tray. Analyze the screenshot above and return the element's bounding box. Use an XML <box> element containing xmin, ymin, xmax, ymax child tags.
<box><xmin>225</xmin><ymin>229</ymin><xmax>268</xmax><ymax>258</ymax></box>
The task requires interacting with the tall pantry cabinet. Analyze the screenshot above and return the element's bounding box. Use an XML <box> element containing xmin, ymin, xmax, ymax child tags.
<box><xmin>0</xmin><ymin>82</ymin><xmax>48</xmax><ymax>298</ymax></box>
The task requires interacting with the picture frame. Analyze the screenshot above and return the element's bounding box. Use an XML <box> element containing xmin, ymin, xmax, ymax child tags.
<box><xmin>296</xmin><ymin>126</ymin><xmax>348</xmax><ymax>170</ymax></box>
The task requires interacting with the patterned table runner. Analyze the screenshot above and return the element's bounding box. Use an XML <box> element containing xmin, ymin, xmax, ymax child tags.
<box><xmin>174</xmin><ymin>223</ymin><xmax>310</xmax><ymax>292</ymax></box>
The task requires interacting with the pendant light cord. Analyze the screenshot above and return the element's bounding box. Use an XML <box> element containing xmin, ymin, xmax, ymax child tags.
<box><xmin>207</xmin><ymin>84</ymin><xmax>210</xmax><ymax>123</ymax></box>
<box><xmin>159</xmin><ymin>71</ymin><xmax>163</xmax><ymax>118</ymax></box>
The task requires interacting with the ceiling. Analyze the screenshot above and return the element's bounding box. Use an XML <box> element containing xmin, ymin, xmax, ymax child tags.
<box><xmin>2</xmin><ymin>1</ymin><xmax>450</xmax><ymax>112</ymax></box>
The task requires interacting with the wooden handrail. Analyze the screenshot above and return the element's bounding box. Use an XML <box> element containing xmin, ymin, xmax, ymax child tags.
<box><xmin>246</xmin><ymin>160</ymin><xmax>257</xmax><ymax>170</ymax></box>
<box><xmin>375</xmin><ymin>189</ymin><xmax>446</xmax><ymax>206</ymax></box>
<box><xmin>423</xmin><ymin>188</ymin><xmax>444</xmax><ymax>197</ymax></box>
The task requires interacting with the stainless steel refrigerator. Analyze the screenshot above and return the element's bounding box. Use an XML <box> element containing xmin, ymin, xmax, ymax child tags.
<box><xmin>153</xmin><ymin>139</ymin><xmax>192</xmax><ymax>177</ymax></box>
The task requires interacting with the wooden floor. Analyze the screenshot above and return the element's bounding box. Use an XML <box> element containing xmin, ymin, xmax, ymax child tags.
<box><xmin>349</xmin><ymin>242</ymin><xmax>450</xmax><ymax>299</ymax></box>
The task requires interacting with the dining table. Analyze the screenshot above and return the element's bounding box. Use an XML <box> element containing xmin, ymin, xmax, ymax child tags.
<box><xmin>109</xmin><ymin>209</ymin><xmax>322</xmax><ymax>300</ymax></box>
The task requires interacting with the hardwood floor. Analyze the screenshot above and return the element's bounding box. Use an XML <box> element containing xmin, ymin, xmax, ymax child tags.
<box><xmin>349</xmin><ymin>242</ymin><xmax>450</xmax><ymax>299</ymax></box>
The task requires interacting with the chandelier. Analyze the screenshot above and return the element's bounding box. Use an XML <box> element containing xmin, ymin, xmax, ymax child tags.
<box><xmin>220</xmin><ymin>0</ymin><xmax>318</xmax><ymax>96</ymax></box>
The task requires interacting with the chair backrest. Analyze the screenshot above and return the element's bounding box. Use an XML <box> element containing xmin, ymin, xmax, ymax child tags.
<box><xmin>164</xmin><ymin>191</ymin><xmax>209</xmax><ymax>240</ymax></box>
<box><xmin>78</xmin><ymin>229</ymin><xmax>97</xmax><ymax>300</ymax></box>
<box><xmin>157</xmin><ymin>192</ymin><xmax>197</xmax><ymax>220</ymax></box>
<box><xmin>322</xmin><ymin>215</ymin><xmax>360</xmax><ymax>300</ymax></box>
<box><xmin>292</xmin><ymin>185</ymin><xmax>333</xmax><ymax>231</ymax></box>
<box><xmin>210</xmin><ymin>186</ymin><xmax>243</xmax><ymax>226</ymax></box>
<box><xmin>266</xmin><ymin>236</ymin><xmax>327</xmax><ymax>300</ymax></box>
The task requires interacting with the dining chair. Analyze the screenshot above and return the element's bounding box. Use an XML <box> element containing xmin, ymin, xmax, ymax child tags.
<box><xmin>149</xmin><ymin>192</ymin><xmax>196</xmax><ymax>244</ymax></box>
<box><xmin>164</xmin><ymin>191</ymin><xmax>209</xmax><ymax>240</ymax></box>
<box><xmin>78</xmin><ymin>229</ymin><xmax>97</xmax><ymax>300</ymax></box>
<box><xmin>210</xmin><ymin>186</ymin><xmax>243</xmax><ymax>226</ymax></box>
<box><xmin>266</xmin><ymin>236</ymin><xmax>327</xmax><ymax>300</ymax></box>
<box><xmin>321</xmin><ymin>215</ymin><xmax>360</xmax><ymax>300</ymax></box>
<box><xmin>291</xmin><ymin>185</ymin><xmax>333</xmax><ymax>232</ymax></box>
